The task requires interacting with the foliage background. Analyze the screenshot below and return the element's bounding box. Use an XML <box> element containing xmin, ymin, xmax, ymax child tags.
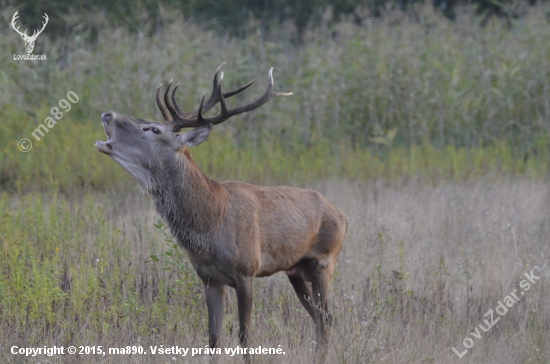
<box><xmin>2</xmin><ymin>2</ymin><xmax>550</xmax><ymax>191</ymax></box>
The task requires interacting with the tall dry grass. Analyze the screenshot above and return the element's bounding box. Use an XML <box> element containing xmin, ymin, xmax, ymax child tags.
<box><xmin>1</xmin><ymin>177</ymin><xmax>549</xmax><ymax>363</ymax></box>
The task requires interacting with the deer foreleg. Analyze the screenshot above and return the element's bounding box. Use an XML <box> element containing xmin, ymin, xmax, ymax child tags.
<box><xmin>205</xmin><ymin>282</ymin><xmax>226</xmax><ymax>349</ymax></box>
<box><xmin>236</xmin><ymin>277</ymin><xmax>253</xmax><ymax>363</ymax></box>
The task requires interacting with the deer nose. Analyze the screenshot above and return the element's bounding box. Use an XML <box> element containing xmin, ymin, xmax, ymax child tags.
<box><xmin>101</xmin><ymin>112</ymin><xmax>113</xmax><ymax>122</ymax></box>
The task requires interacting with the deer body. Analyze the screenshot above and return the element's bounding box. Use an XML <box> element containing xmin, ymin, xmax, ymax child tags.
<box><xmin>155</xmin><ymin>148</ymin><xmax>345</xmax><ymax>281</ymax></box>
<box><xmin>97</xmin><ymin>65</ymin><xmax>347</xmax><ymax>363</ymax></box>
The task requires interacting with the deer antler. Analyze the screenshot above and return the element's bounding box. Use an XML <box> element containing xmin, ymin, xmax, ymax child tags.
<box><xmin>32</xmin><ymin>13</ymin><xmax>49</xmax><ymax>40</ymax></box>
<box><xmin>11</xmin><ymin>11</ymin><xmax>48</xmax><ymax>41</ymax></box>
<box><xmin>156</xmin><ymin>63</ymin><xmax>254</xmax><ymax>123</ymax></box>
<box><xmin>157</xmin><ymin>64</ymin><xmax>292</xmax><ymax>132</ymax></box>
<box><xmin>11</xmin><ymin>11</ymin><xmax>28</xmax><ymax>38</ymax></box>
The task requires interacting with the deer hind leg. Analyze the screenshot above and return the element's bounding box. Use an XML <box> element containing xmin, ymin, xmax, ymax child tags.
<box><xmin>309</xmin><ymin>259</ymin><xmax>334</xmax><ymax>364</ymax></box>
<box><xmin>235</xmin><ymin>277</ymin><xmax>253</xmax><ymax>364</ymax></box>
<box><xmin>204</xmin><ymin>282</ymin><xmax>226</xmax><ymax>349</ymax></box>
<box><xmin>288</xmin><ymin>274</ymin><xmax>317</xmax><ymax>323</ymax></box>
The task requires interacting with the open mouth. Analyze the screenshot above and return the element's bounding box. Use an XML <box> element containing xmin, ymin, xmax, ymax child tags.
<box><xmin>95</xmin><ymin>121</ymin><xmax>113</xmax><ymax>153</ymax></box>
<box><xmin>103</xmin><ymin>121</ymin><xmax>113</xmax><ymax>144</ymax></box>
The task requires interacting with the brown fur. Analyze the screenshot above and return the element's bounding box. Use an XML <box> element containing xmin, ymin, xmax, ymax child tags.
<box><xmin>97</xmin><ymin>109</ymin><xmax>347</xmax><ymax>363</ymax></box>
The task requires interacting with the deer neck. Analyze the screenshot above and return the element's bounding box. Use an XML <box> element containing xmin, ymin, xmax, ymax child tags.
<box><xmin>151</xmin><ymin>147</ymin><xmax>229</xmax><ymax>256</ymax></box>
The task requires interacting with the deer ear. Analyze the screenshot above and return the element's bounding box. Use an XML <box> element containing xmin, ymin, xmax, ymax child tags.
<box><xmin>178</xmin><ymin>124</ymin><xmax>213</xmax><ymax>146</ymax></box>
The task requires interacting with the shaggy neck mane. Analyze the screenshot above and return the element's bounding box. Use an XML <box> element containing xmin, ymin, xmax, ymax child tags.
<box><xmin>151</xmin><ymin>147</ymin><xmax>230</xmax><ymax>257</ymax></box>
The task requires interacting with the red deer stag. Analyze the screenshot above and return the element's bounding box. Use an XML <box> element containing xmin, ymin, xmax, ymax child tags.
<box><xmin>96</xmin><ymin>64</ymin><xmax>347</xmax><ymax>363</ymax></box>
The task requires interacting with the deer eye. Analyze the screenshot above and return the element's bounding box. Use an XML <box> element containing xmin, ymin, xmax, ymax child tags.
<box><xmin>143</xmin><ymin>127</ymin><xmax>161</xmax><ymax>134</ymax></box>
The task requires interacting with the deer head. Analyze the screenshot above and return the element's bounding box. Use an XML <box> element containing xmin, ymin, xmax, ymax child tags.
<box><xmin>11</xmin><ymin>11</ymin><xmax>49</xmax><ymax>54</ymax></box>
<box><xmin>95</xmin><ymin>64</ymin><xmax>292</xmax><ymax>191</ymax></box>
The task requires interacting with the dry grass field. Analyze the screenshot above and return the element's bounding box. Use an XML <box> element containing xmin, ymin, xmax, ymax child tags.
<box><xmin>2</xmin><ymin>176</ymin><xmax>549</xmax><ymax>363</ymax></box>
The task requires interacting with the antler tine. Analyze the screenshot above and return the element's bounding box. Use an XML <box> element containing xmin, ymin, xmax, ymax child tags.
<box><xmin>156</xmin><ymin>83</ymin><xmax>170</xmax><ymax>122</ymax></box>
<box><xmin>11</xmin><ymin>11</ymin><xmax>28</xmax><ymax>37</ymax></box>
<box><xmin>201</xmin><ymin>63</ymin><xmax>255</xmax><ymax>115</ymax></box>
<box><xmin>197</xmin><ymin>93</ymin><xmax>207</xmax><ymax>122</ymax></box>
<box><xmin>163</xmin><ymin>79</ymin><xmax>173</xmax><ymax>116</ymax></box>
<box><xmin>206</xmin><ymin>71</ymin><xmax>229</xmax><ymax>125</ymax></box>
<box><xmin>200</xmin><ymin>63</ymin><xmax>225</xmax><ymax>113</ymax></box>
<box><xmin>164</xmin><ymin>79</ymin><xmax>186</xmax><ymax>122</ymax></box>
<box><xmin>171</xmin><ymin>83</ymin><xmax>185</xmax><ymax>116</ymax></box>
<box><xmin>223</xmin><ymin>80</ymin><xmax>256</xmax><ymax>98</ymax></box>
<box><xmin>36</xmin><ymin>13</ymin><xmax>49</xmax><ymax>36</ymax></box>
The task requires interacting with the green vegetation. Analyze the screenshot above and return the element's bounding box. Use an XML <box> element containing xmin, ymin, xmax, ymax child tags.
<box><xmin>2</xmin><ymin>6</ymin><xmax>550</xmax><ymax>192</ymax></box>
<box><xmin>0</xmin><ymin>191</ymin><xmax>208</xmax><ymax>354</ymax></box>
<box><xmin>3</xmin><ymin>0</ymin><xmax>532</xmax><ymax>37</ymax></box>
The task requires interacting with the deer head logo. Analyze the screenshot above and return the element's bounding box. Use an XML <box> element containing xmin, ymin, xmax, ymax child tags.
<box><xmin>11</xmin><ymin>11</ymin><xmax>48</xmax><ymax>54</ymax></box>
